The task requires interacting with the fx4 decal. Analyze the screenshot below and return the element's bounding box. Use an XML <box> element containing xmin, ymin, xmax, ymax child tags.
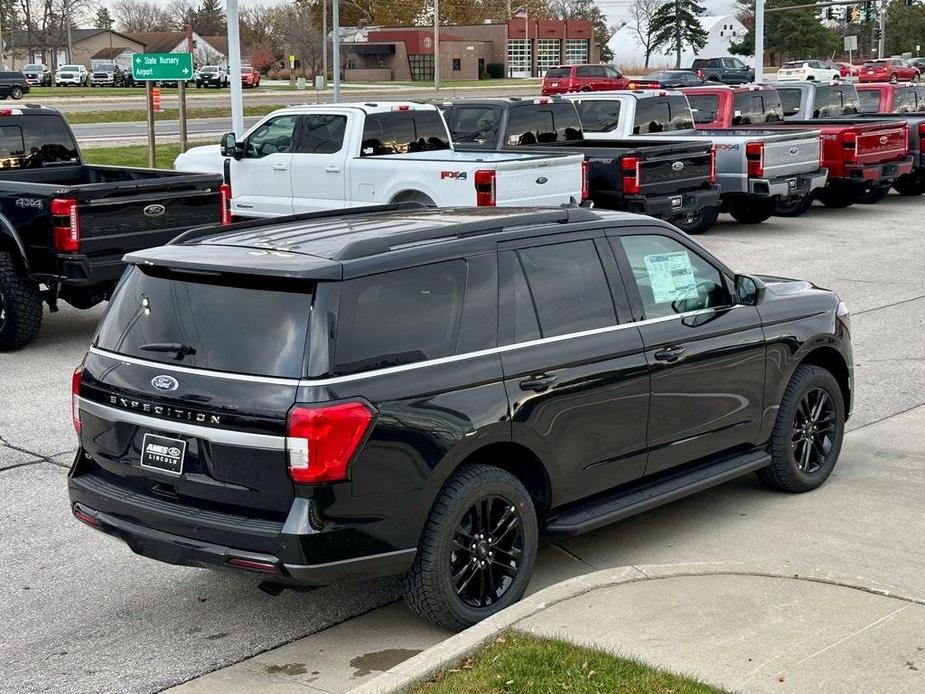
<box><xmin>440</xmin><ymin>171</ymin><xmax>468</xmax><ymax>180</ymax></box>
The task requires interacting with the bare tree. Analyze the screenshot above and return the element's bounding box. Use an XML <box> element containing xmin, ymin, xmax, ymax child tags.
<box><xmin>629</xmin><ymin>0</ymin><xmax>660</xmax><ymax>68</ymax></box>
<box><xmin>113</xmin><ymin>0</ymin><xmax>172</xmax><ymax>33</ymax></box>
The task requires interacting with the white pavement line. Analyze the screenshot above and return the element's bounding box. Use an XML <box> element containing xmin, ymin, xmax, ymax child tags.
<box><xmin>347</xmin><ymin>561</ymin><xmax>925</xmax><ymax>694</ymax></box>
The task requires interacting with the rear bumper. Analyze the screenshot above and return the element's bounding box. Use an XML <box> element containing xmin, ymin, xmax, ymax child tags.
<box><xmin>749</xmin><ymin>169</ymin><xmax>828</xmax><ymax>198</ymax></box>
<box><xmin>840</xmin><ymin>156</ymin><xmax>914</xmax><ymax>184</ymax></box>
<box><xmin>620</xmin><ymin>185</ymin><xmax>721</xmax><ymax>218</ymax></box>
<box><xmin>49</xmin><ymin>253</ymin><xmax>126</xmax><ymax>287</ymax></box>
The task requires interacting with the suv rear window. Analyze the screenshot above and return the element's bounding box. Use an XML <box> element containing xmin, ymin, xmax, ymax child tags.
<box><xmin>506</xmin><ymin>103</ymin><xmax>583</xmax><ymax>144</ymax></box>
<box><xmin>0</xmin><ymin>116</ymin><xmax>79</xmax><ymax>167</ymax></box>
<box><xmin>731</xmin><ymin>91</ymin><xmax>784</xmax><ymax>124</ymax></box>
<box><xmin>361</xmin><ymin>111</ymin><xmax>450</xmax><ymax>155</ymax></box>
<box><xmin>95</xmin><ymin>268</ymin><xmax>313</xmax><ymax>378</ymax></box>
<box><xmin>632</xmin><ymin>96</ymin><xmax>694</xmax><ymax>133</ymax></box>
<box><xmin>334</xmin><ymin>261</ymin><xmax>467</xmax><ymax>375</ymax></box>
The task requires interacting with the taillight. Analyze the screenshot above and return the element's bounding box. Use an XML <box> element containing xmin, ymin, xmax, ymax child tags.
<box><xmin>621</xmin><ymin>155</ymin><xmax>641</xmax><ymax>195</ymax></box>
<box><xmin>51</xmin><ymin>198</ymin><xmax>79</xmax><ymax>252</ymax></box>
<box><xmin>581</xmin><ymin>160</ymin><xmax>590</xmax><ymax>199</ymax></box>
<box><xmin>842</xmin><ymin>131</ymin><xmax>858</xmax><ymax>164</ymax></box>
<box><xmin>72</xmin><ymin>366</ymin><xmax>82</xmax><ymax>435</ymax></box>
<box><xmin>475</xmin><ymin>169</ymin><xmax>496</xmax><ymax>206</ymax></box>
<box><xmin>695</xmin><ymin>69</ymin><xmax>704</xmax><ymax>78</ymax></box>
<box><xmin>219</xmin><ymin>182</ymin><xmax>232</xmax><ymax>225</ymax></box>
<box><xmin>709</xmin><ymin>146</ymin><xmax>717</xmax><ymax>184</ymax></box>
<box><xmin>392</xmin><ymin>104</ymin><xmax>412</xmax><ymax>111</ymax></box>
<box><xmin>286</xmin><ymin>401</ymin><xmax>375</xmax><ymax>484</ymax></box>
<box><xmin>745</xmin><ymin>141</ymin><xmax>764</xmax><ymax>178</ymax></box>
<box><xmin>919</xmin><ymin>123</ymin><xmax>925</xmax><ymax>153</ymax></box>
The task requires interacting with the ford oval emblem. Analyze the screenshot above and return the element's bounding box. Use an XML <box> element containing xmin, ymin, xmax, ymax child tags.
<box><xmin>144</xmin><ymin>204</ymin><xmax>166</xmax><ymax>218</ymax></box>
<box><xmin>536</xmin><ymin>176</ymin><xmax>548</xmax><ymax>184</ymax></box>
<box><xmin>151</xmin><ymin>375</ymin><xmax>179</xmax><ymax>392</ymax></box>
<box><xmin>879</xmin><ymin>135</ymin><xmax>889</xmax><ymax>145</ymax></box>
<box><xmin>672</xmin><ymin>161</ymin><xmax>684</xmax><ymax>171</ymax></box>
<box><xmin>789</xmin><ymin>146</ymin><xmax>799</xmax><ymax>155</ymax></box>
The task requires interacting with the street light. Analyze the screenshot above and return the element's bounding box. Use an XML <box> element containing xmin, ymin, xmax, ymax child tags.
<box><xmin>511</xmin><ymin>3</ymin><xmax>530</xmax><ymax>78</ymax></box>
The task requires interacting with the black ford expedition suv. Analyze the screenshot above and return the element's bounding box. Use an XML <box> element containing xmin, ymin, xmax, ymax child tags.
<box><xmin>69</xmin><ymin>204</ymin><xmax>853</xmax><ymax>630</ymax></box>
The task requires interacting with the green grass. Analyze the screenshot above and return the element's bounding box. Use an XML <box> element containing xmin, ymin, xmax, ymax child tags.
<box><xmin>65</xmin><ymin>104</ymin><xmax>279</xmax><ymax>124</ymax></box>
<box><xmin>413</xmin><ymin>631</ymin><xmax>726</xmax><ymax>694</ymax></box>
<box><xmin>82</xmin><ymin>142</ymin><xmax>212</xmax><ymax>168</ymax></box>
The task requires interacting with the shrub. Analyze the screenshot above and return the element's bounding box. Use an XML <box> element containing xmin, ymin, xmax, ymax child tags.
<box><xmin>486</xmin><ymin>62</ymin><xmax>504</xmax><ymax>79</ymax></box>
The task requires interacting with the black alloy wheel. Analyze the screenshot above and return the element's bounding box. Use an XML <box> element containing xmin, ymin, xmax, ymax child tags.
<box><xmin>673</xmin><ymin>205</ymin><xmax>719</xmax><ymax>235</ymax></box>
<box><xmin>790</xmin><ymin>387</ymin><xmax>837</xmax><ymax>474</ymax></box>
<box><xmin>451</xmin><ymin>495</ymin><xmax>523</xmax><ymax>608</ymax></box>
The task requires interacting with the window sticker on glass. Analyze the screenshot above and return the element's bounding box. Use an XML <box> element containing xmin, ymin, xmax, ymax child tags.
<box><xmin>644</xmin><ymin>251</ymin><xmax>699</xmax><ymax>304</ymax></box>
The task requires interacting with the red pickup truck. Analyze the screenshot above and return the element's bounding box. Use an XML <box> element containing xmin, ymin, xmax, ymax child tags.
<box><xmin>682</xmin><ymin>83</ymin><xmax>914</xmax><ymax>213</ymax></box>
<box><xmin>856</xmin><ymin>83</ymin><xmax>925</xmax><ymax>114</ymax></box>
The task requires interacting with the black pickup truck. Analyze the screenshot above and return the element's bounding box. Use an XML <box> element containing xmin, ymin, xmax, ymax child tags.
<box><xmin>441</xmin><ymin>97</ymin><xmax>722</xmax><ymax>234</ymax></box>
<box><xmin>0</xmin><ymin>105</ymin><xmax>225</xmax><ymax>350</ymax></box>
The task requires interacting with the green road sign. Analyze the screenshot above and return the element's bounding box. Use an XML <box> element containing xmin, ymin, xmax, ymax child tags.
<box><xmin>132</xmin><ymin>52</ymin><xmax>193</xmax><ymax>81</ymax></box>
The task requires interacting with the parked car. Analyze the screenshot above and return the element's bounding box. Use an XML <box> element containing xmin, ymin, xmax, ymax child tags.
<box><xmin>241</xmin><ymin>65</ymin><xmax>261</xmax><ymax>88</ymax></box>
<box><xmin>642</xmin><ymin>70</ymin><xmax>707</xmax><ymax>88</ymax></box>
<box><xmin>68</xmin><ymin>203</ymin><xmax>853</xmax><ymax>630</ymax></box>
<box><xmin>195</xmin><ymin>65</ymin><xmax>228</xmax><ymax>88</ymax></box>
<box><xmin>442</xmin><ymin>96</ymin><xmax>721</xmax><ymax>234</ymax></box>
<box><xmin>690</xmin><ymin>57</ymin><xmax>754</xmax><ymax>84</ymax></box>
<box><xmin>0</xmin><ymin>105</ymin><xmax>226</xmax><ymax>350</ymax></box>
<box><xmin>22</xmin><ymin>63</ymin><xmax>51</xmax><ymax>86</ymax></box>
<box><xmin>174</xmin><ymin>103</ymin><xmax>586</xmax><ymax>217</ymax></box>
<box><xmin>55</xmin><ymin>64</ymin><xmax>88</xmax><ymax>86</ymax></box>
<box><xmin>565</xmin><ymin>89</ymin><xmax>827</xmax><ymax>227</ymax></box>
<box><xmin>858</xmin><ymin>58</ymin><xmax>920</xmax><ymax>83</ymax></box>
<box><xmin>90</xmin><ymin>64</ymin><xmax>126</xmax><ymax>87</ymax></box>
<box><xmin>834</xmin><ymin>61</ymin><xmax>861</xmax><ymax>78</ymax></box>
<box><xmin>776</xmin><ymin>60</ymin><xmax>841</xmax><ymax>82</ymax></box>
<box><xmin>0</xmin><ymin>72</ymin><xmax>29</xmax><ymax>100</ymax></box>
<box><xmin>910</xmin><ymin>57</ymin><xmax>925</xmax><ymax>72</ymax></box>
<box><xmin>541</xmin><ymin>64</ymin><xmax>628</xmax><ymax>95</ymax></box>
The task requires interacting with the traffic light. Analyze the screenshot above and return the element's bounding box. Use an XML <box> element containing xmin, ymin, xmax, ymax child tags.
<box><xmin>850</xmin><ymin>7</ymin><xmax>861</xmax><ymax>23</ymax></box>
<box><xmin>864</xmin><ymin>0</ymin><xmax>873</xmax><ymax>22</ymax></box>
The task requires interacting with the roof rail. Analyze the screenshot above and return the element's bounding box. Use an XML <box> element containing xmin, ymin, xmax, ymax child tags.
<box><xmin>167</xmin><ymin>201</ymin><xmax>428</xmax><ymax>246</ymax></box>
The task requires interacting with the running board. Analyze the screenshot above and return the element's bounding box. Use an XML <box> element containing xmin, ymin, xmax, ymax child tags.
<box><xmin>544</xmin><ymin>450</ymin><xmax>771</xmax><ymax>538</ymax></box>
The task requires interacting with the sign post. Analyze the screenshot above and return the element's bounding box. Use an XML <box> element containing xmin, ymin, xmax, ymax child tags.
<box><xmin>132</xmin><ymin>53</ymin><xmax>194</xmax><ymax>167</ymax></box>
<box><xmin>844</xmin><ymin>34</ymin><xmax>857</xmax><ymax>65</ymax></box>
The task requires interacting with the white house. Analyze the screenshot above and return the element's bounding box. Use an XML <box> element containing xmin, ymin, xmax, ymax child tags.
<box><xmin>610</xmin><ymin>14</ymin><xmax>751</xmax><ymax>71</ymax></box>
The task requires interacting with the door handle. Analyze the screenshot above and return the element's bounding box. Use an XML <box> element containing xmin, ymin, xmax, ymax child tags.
<box><xmin>654</xmin><ymin>345</ymin><xmax>686</xmax><ymax>363</ymax></box>
<box><xmin>519</xmin><ymin>373</ymin><xmax>558</xmax><ymax>392</ymax></box>
<box><xmin>272</xmin><ymin>164</ymin><xmax>288</xmax><ymax>172</ymax></box>
<box><xmin>325</xmin><ymin>165</ymin><xmax>342</xmax><ymax>173</ymax></box>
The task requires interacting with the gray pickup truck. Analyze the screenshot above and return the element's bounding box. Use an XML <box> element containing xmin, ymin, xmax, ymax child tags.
<box><xmin>566</xmin><ymin>90</ymin><xmax>827</xmax><ymax>225</ymax></box>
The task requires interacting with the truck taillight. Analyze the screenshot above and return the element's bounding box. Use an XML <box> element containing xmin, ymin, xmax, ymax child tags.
<box><xmin>709</xmin><ymin>146</ymin><xmax>717</xmax><ymax>184</ymax></box>
<box><xmin>842</xmin><ymin>131</ymin><xmax>858</xmax><ymax>164</ymax></box>
<box><xmin>475</xmin><ymin>169</ymin><xmax>496</xmax><ymax>206</ymax></box>
<box><xmin>219</xmin><ymin>183</ymin><xmax>232</xmax><ymax>225</ymax></box>
<box><xmin>286</xmin><ymin>401</ymin><xmax>375</xmax><ymax>484</ymax></box>
<box><xmin>72</xmin><ymin>366</ymin><xmax>82</xmax><ymax>435</ymax></box>
<box><xmin>919</xmin><ymin>123</ymin><xmax>925</xmax><ymax>153</ymax></box>
<box><xmin>621</xmin><ymin>155</ymin><xmax>642</xmax><ymax>195</ymax></box>
<box><xmin>745</xmin><ymin>141</ymin><xmax>764</xmax><ymax>178</ymax></box>
<box><xmin>51</xmin><ymin>198</ymin><xmax>80</xmax><ymax>252</ymax></box>
<box><xmin>581</xmin><ymin>160</ymin><xmax>590</xmax><ymax>199</ymax></box>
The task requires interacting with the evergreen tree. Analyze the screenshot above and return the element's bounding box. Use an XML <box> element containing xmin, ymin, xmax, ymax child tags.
<box><xmin>96</xmin><ymin>7</ymin><xmax>114</xmax><ymax>30</ymax></box>
<box><xmin>649</xmin><ymin>0</ymin><xmax>708</xmax><ymax>68</ymax></box>
<box><xmin>729</xmin><ymin>0</ymin><xmax>839</xmax><ymax>63</ymax></box>
<box><xmin>194</xmin><ymin>0</ymin><xmax>226</xmax><ymax>35</ymax></box>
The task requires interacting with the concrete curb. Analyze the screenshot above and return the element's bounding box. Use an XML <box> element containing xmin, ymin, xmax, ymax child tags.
<box><xmin>347</xmin><ymin>560</ymin><xmax>925</xmax><ymax>693</ymax></box>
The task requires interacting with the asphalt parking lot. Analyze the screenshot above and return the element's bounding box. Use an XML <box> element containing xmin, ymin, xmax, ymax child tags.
<box><xmin>3</xmin><ymin>194</ymin><xmax>925</xmax><ymax>694</ymax></box>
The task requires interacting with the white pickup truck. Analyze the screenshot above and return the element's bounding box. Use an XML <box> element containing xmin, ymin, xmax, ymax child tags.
<box><xmin>174</xmin><ymin>103</ymin><xmax>586</xmax><ymax>217</ymax></box>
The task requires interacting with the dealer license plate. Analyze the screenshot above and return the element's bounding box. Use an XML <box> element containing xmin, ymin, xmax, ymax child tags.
<box><xmin>140</xmin><ymin>433</ymin><xmax>186</xmax><ymax>475</ymax></box>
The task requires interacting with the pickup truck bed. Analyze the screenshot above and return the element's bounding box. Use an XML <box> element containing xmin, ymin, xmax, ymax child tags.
<box><xmin>833</xmin><ymin>112</ymin><xmax>925</xmax><ymax>196</ymax></box>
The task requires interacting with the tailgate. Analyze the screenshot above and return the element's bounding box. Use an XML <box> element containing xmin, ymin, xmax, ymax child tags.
<box><xmin>761</xmin><ymin>133</ymin><xmax>822</xmax><ymax>178</ymax></box>
<box><xmin>854</xmin><ymin>124</ymin><xmax>909</xmax><ymax>164</ymax></box>
<box><xmin>638</xmin><ymin>146</ymin><xmax>712</xmax><ymax>196</ymax></box>
<box><xmin>494</xmin><ymin>154</ymin><xmax>584</xmax><ymax>206</ymax></box>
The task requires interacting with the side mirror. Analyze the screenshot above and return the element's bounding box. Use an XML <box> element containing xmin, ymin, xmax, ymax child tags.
<box><xmin>734</xmin><ymin>274</ymin><xmax>761</xmax><ymax>306</ymax></box>
<box><xmin>220</xmin><ymin>132</ymin><xmax>241</xmax><ymax>159</ymax></box>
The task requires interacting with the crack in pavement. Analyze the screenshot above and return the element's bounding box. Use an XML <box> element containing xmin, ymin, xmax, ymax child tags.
<box><xmin>0</xmin><ymin>434</ymin><xmax>72</xmax><ymax>469</ymax></box>
<box><xmin>853</xmin><ymin>292</ymin><xmax>925</xmax><ymax>317</ymax></box>
<box><xmin>550</xmin><ymin>543</ymin><xmax>598</xmax><ymax>571</ymax></box>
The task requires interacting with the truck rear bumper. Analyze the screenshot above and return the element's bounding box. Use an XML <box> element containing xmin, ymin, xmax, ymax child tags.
<box><xmin>622</xmin><ymin>186</ymin><xmax>721</xmax><ymax>218</ymax></box>
<box><xmin>750</xmin><ymin>169</ymin><xmax>828</xmax><ymax>198</ymax></box>
<box><xmin>842</xmin><ymin>157</ymin><xmax>914</xmax><ymax>185</ymax></box>
<box><xmin>54</xmin><ymin>253</ymin><xmax>126</xmax><ymax>287</ymax></box>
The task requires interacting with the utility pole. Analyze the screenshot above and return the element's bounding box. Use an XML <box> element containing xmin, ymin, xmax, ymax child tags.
<box><xmin>674</xmin><ymin>0</ymin><xmax>681</xmax><ymax>68</ymax></box>
<box><xmin>754</xmin><ymin>0</ymin><xmax>764</xmax><ymax>82</ymax></box>
<box><xmin>65</xmin><ymin>0</ymin><xmax>73</xmax><ymax>63</ymax></box>
<box><xmin>525</xmin><ymin>4</ymin><xmax>529</xmax><ymax>77</ymax></box>
<box><xmin>878</xmin><ymin>7</ymin><xmax>886</xmax><ymax>58</ymax></box>
<box><xmin>323</xmin><ymin>0</ymin><xmax>328</xmax><ymax>85</ymax></box>
<box><xmin>333</xmin><ymin>0</ymin><xmax>341</xmax><ymax>101</ymax></box>
<box><xmin>434</xmin><ymin>0</ymin><xmax>440</xmax><ymax>88</ymax></box>
<box><xmin>226</xmin><ymin>0</ymin><xmax>245</xmax><ymax>137</ymax></box>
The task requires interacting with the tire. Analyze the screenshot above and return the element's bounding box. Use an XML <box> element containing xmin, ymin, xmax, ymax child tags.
<box><xmin>580</xmin><ymin>86</ymin><xmax>592</xmax><ymax>92</ymax></box>
<box><xmin>893</xmin><ymin>174</ymin><xmax>925</xmax><ymax>196</ymax></box>
<box><xmin>402</xmin><ymin>464</ymin><xmax>538</xmax><ymax>630</ymax></box>
<box><xmin>10</xmin><ymin>86</ymin><xmax>23</xmax><ymax>100</ymax></box>
<box><xmin>0</xmin><ymin>252</ymin><xmax>43</xmax><ymax>351</ymax></box>
<box><xmin>856</xmin><ymin>185</ymin><xmax>891</xmax><ymax>204</ymax></box>
<box><xmin>672</xmin><ymin>205</ymin><xmax>720</xmax><ymax>235</ymax></box>
<box><xmin>727</xmin><ymin>198</ymin><xmax>775</xmax><ymax>224</ymax></box>
<box><xmin>775</xmin><ymin>194</ymin><xmax>815</xmax><ymax>217</ymax></box>
<box><xmin>708</xmin><ymin>75</ymin><xmax>720</xmax><ymax>82</ymax></box>
<box><xmin>817</xmin><ymin>186</ymin><xmax>854</xmax><ymax>209</ymax></box>
<box><xmin>756</xmin><ymin>364</ymin><xmax>845</xmax><ymax>493</ymax></box>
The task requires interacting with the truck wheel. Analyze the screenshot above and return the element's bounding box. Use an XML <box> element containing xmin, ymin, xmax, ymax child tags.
<box><xmin>775</xmin><ymin>194</ymin><xmax>814</xmax><ymax>217</ymax></box>
<box><xmin>856</xmin><ymin>185</ymin><xmax>891</xmax><ymax>204</ymax></box>
<box><xmin>672</xmin><ymin>205</ymin><xmax>720</xmax><ymax>235</ymax></box>
<box><xmin>0</xmin><ymin>252</ymin><xmax>43</xmax><ymax>351</ymax></box>
<box><xmin>402</xmin><ymin>464</ymin><xmax>538</xmax><ymax>630</ymax></box>
<box><xmin>893</xmin><ymin>174</ymin><xmax>925</xmax><ymax>196</ymax></box>
<box><xmin>817</xmin><ymin>187</ymin><xmax>854</xmax><ymax>209</ymax></box>
<box><xmin>727</xmin><ymin>198</ymin><xmax>775</xmax><ymax>224</ymax></box>
<box><xmin>756</xmin><ymin>365</ymin><xmax>844</xmax><ymax>493</ymax></box>
<box><xmin>10</xmin><ymin>86</ymin><xmax>23</xmax><ymax>100</ymax></box>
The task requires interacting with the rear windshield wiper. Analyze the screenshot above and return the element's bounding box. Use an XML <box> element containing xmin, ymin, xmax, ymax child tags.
<box><xmin>139</xmin><ymin>342</ymin><xmax>197</xmax><ymax>360</ymax></box>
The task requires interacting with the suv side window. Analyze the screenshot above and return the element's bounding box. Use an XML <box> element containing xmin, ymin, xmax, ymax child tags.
<box><xmin>619</xmin><ymin>235</ymin><xmax>731</xmax><ymax>319</ymax></box>
<box><xmin>605</xmin><ymin>66</ymin><xmax>622</xmax><ymax>79</ymax></box>
<box><xmin>295</xmin><ymin>114</ymin><xmax>347</xmax><ymax>154</ymax></box>
<box><xmin>245</xmin><ymin>115</ymin><xmax>299</xmax><ymax>158</ymax></box>
<box><xmin>515</xmin><ymin>240</ymin><xmax>617</xmax><ymax>338</ymax></box>
<box><xmin>334</xmin><ymin>260</ymin><xmax>468</xmax><ymax>375</ymax></box>
<box><xmin>576</xmin><ymin>66</ymin><xmax>594</xmax><ymax>78</ymax></box>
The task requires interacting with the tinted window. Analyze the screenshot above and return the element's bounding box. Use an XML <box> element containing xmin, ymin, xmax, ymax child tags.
<box><xmin>632</xmin><ymin>96</ymin><xmax>693</xmax><ymax>133</ymax></box>
<box><xmin>517</xmin><ymin>241</ymin><xmax>616</xmax><ymax>338</ymax></box>
<box><xmin>245</xmin><ymin>115</ymin><xmax>299</xmax><ymax>158</ymax></box>
<box><xmin>813</xmin><ymin>85</ymin><xmax>860</xmax><ymax>117</ymax></box>
<box><xmin>576</xmin><ymin>66</ymin><xmax>594</xmax><ymax>77</ymax></box>
<box><xmin>334</xmin><ymin>261</ymin><xmax>467</xmax><ymax>375</ymax></box>
<box><xmin>573</xmin><ymin>99</ymin><xmax>622</xmax><ymax>132</ymax></box>
<box><xmin>620</xmin><ymin>235</ymin><xmax>731</xmax><ymax>319</ymax></box>
<box><xmin>95</xmin><ymin>268</ymin><xmax>312</xmax><ymax>378</ymax></box>
<box><xmin>506</xmin><ymin>103</ymin><xmax>583</xmax><ymax>144</ymax></box>
<box><xmin>782</xmin><ymin>62</ymin><xmax>804</xmax><ymax>69</ymax></box>
<box><xmin>545</xmin><ymin>67</ymin><xmax>570</xmax><ymax>78</ymax></box>
<box><xmin>778</xmin><ymin>88</ymin><xmax>803</xmax><ymax>116</ymax></box>
<box><xmin>361</xmin><ymin>111</ymin><xmax>450</xmax><ymax>155</ymax></box>
<box><xmin>686</xmin><ymin>94</ymin><xmax>719</xmax><ymax>124</ymax></box>
<box><xmin>893</xmin><ymin>88</ymin><xmax>918</xmax><ymax>113</ymax></box>
<box><xmin>605</xmin><ymin>67</ymin><xmax>621</xmax><ymax>79</ymax></box>
<box><xmin>0</xmin><ymin>116</ymin><xmax>79</xmax><ymax>167</ymax></box>
<box><xmin>857</xmin><ymin>90</ymin><xmax>881</xmax><ymax>113</ymax></box>
<box><xmin>731</xmin><ymin>92</ymin><xmax>783</xmax><ymax>124</ymax></box>
<box><xmin>445</xmin><ymin>106</ymin><xmax>502</xmax><ymax>147</ymax></box>
<box><xmin>296</xmin><ymin>114</ymin><xmax>347</xmax><ymax>154</ymax></box>
<box><xmin>507</xmin><ymin>254</ymin><xmax>541</xmax><ymax>343</ymax></box>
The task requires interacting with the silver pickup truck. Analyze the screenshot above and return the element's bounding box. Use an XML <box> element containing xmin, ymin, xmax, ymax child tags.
<box><xmin>566</xmin><ymin>90</ymin><xmax>827</xmax><ymax>226</ymax></box>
